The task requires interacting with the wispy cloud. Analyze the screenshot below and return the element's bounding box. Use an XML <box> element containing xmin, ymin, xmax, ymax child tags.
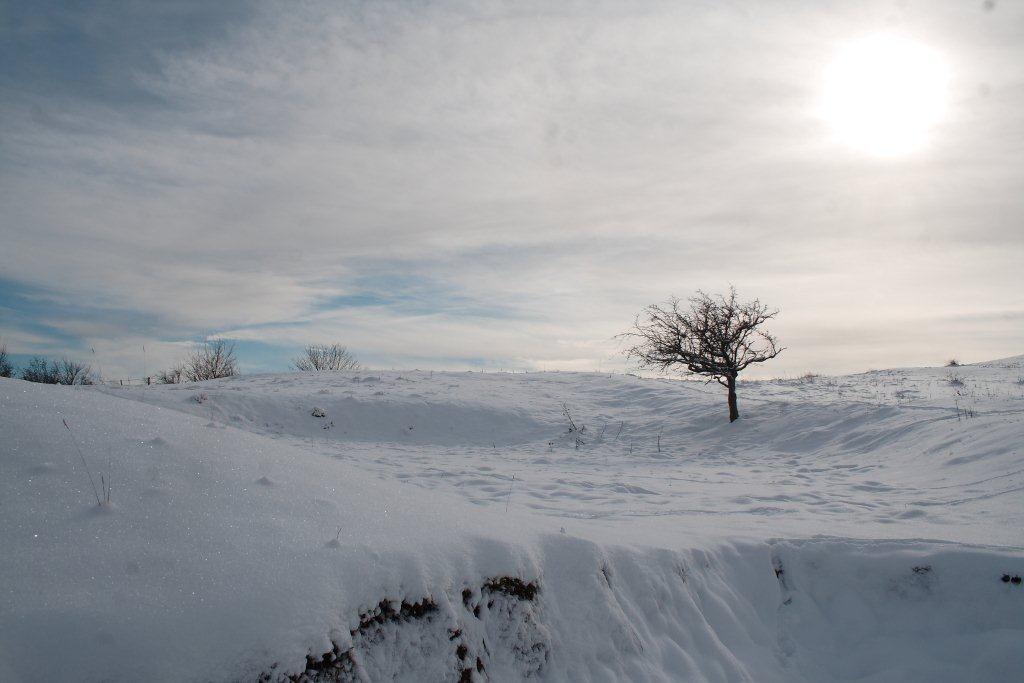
<box><xmin>1</xmin><ymin>0</ymin><xmax>1022</xmax><ymax>378</ymax></box>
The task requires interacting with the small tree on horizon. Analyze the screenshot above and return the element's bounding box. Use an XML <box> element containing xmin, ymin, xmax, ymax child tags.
<box><xmin>624</xmin><ymin>287</ymin><xmax>783</xmax><ymax>423</ymax></box>
<box><xmin>292</xmin><ymin>344</ymin><xmax>359</xmax><ymax>372</ymax></box>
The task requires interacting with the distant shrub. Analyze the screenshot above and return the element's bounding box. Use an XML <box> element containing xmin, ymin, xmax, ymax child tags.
<box><xmin>21</xmin><ymin>356</ymin><xmax>93</xmax><ymax>385</ymax></box>
<box><xmin>798</xmin><ymin>372</ymin><xmax>822</xmax><ymax>383</ymax></box>
<box><xmin>947</xmin><ymin>372</ymin><xmax>965</xmax><ymax>388</ymax></box>
<box><xmin>183</xmin><ymin>340</ymin><xmax>238</xmax><ymax>382</ymax></box>
<box><xmin>156</xmin><ymin>340</ymin><xmax>239</xmax><ymax>383</ymax></box>
<box><xmin>20</xmin><ymin>357</ymin><xmax>56</xmax><ymax>383</ymax></box>
<box><xmin>293</xmin><ymin>344</ymin><xmax>359</xmax><ymax>372</ymax></box>
<box><xmin>0</xmin><ymin>344</ymin><xmax>13</xmax><ymax>378</ymax></box>
<box><xmin>946</xmin><ymin>359</ymin><xmax>960</xmax><ymax>367</ymax></box>
<box><xmin>156</xmin><ymin>364</ymin><xmax>186</xmax><ymax>384</ymax></box>
<box><xmin>55</xmin><ymin>359</ymin><xmax>94</xmax><ymax>385</ymax></box>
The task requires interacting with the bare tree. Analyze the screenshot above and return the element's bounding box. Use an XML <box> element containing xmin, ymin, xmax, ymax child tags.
<box><xmin>183</xmin><ymin>340</ymin><xmax>238</xmax><ymax>382</ymax></box>
<box><xmin>624</xmin><ymin>287</ymin><xmax>783</xmax><ymax>422</ymax></box>
<box><xmin>0</xmin><ymin>344</ymin><xmax>13</xmax><ymax>378</ymax></box>
<box><xmin>292</xmin><ymin>344</ymin><xmax>359</xmax><ymax>372</ymax></box>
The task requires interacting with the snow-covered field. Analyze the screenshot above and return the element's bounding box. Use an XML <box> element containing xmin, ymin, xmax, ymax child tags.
<box><xmin>2</xmin><ymin>357</ymin><xmax>1023</xmax><ymax>681</ymax></box>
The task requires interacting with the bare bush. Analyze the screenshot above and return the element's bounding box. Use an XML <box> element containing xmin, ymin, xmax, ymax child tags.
<box><xmin>21</xmin><ymin>357</ymin><xmax>57</xmax><ymax>383</ymax></box>
<box><xmin>0</xmin><ymin>344</ymin><xmax>13</xmax><ymax>378</ymax></box>
<box><xmin>156</xmin><ymin>364</ymin><xmax>186</xmax><ymax>384</ymax></box>
<box><xmin>184</xmin><ymin>340</ymin><xmax>238</xmax><ymax>382</ymax></box>
<box><xmin>293</xmin><ymin>344</ymin><xmax>359</xmax><ymax>372</ymax></box>
<box><xmin>946</xmin><ymin>359</ymin><xmax>961</xmax><ymax>367</ymax></box>
<box><xmin>55</xmin><ymin>359</ymin><xmax>94</xmax><ymax>385</ymax></box>
<box><xmin>624</xmin><ymin>286</ymin><xmax>783</xmax><ymax>423</ymax></box>
<box><xmin>21</xmin><ymin>356</ymin><xmax>93</xmax><ymax>385</ymax></box>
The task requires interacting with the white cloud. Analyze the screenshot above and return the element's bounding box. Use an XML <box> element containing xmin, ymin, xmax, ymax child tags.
<box><xmin>1</xmin><ymin>0</ymin><xmax>1022</xmax><ymax>378</ymax></box>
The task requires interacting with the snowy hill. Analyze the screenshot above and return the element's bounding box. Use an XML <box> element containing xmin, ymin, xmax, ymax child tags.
<box><xmin>1</xmin><ymin>361</ymin><xmax>1023</xmax><ymax>681</ymax></box>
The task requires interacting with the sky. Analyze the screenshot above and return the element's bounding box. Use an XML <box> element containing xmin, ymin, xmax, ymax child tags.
<box><xmin>1</xmin><ymin>0</ymin><xmax>1022</xmax><ymax>380</ymax></box>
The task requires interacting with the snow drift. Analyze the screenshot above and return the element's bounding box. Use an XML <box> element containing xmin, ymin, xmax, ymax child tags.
<box><xmin>1</xmin><ymin>358</ymin><xmax>1022</xmax><ymax>681</ymax></box>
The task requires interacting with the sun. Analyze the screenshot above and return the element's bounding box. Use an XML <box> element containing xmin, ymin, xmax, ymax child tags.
<box><xmin>821</xmin><ymin>33</ymin><xmax>949</xmax><ymax>157</ymax></box>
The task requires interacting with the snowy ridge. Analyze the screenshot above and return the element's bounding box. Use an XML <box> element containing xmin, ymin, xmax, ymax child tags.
<box><xmin>97</xmin><ymin>366</ymin><xmax>1024</xmax><ymax>544</ymax></box>
<box><xmin>2</xmin><ymin>361</ymin><xmax>1023</xmax><ymax>681</ymax></box>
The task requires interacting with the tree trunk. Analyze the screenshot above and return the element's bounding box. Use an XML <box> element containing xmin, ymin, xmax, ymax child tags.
<box><xmin>727</xmin><ymin>375</ymin><xmax>739</xmax><ymax>422</ymax></box>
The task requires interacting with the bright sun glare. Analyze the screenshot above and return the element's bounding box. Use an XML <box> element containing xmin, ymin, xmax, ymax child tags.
<box><xmin>822</xmin><ymin>33</ymin><xmax>949</xmax><ymax>157</ymax></box>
